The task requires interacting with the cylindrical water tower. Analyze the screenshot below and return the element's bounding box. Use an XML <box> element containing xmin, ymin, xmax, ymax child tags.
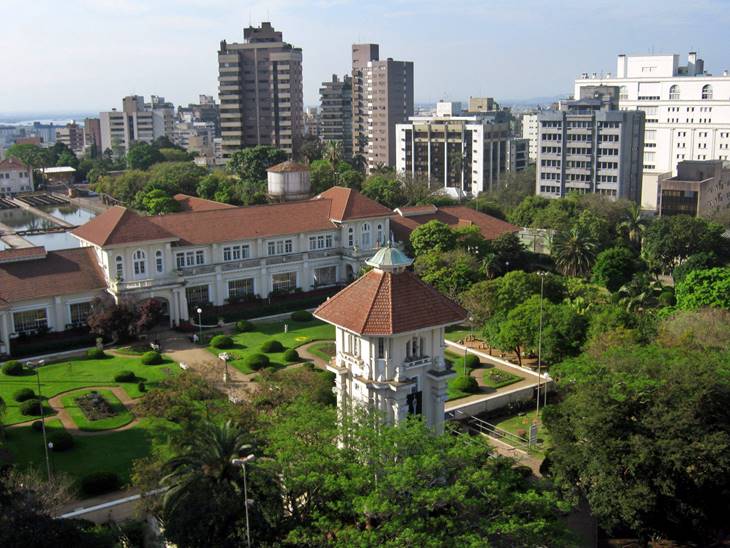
<box><xmin>266</xmin><ymin>161</ymin><xmax>311</xmax><ymax>201</ymax></box>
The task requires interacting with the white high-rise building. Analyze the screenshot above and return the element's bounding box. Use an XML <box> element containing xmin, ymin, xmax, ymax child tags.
<box><xmin>575</xmin><ymin>52</ymin><xmax>730</xmax><ymax>210</ymax></box>
<box><xmin>521</xmin><ymin>113</ymin><xmax>539</xmax><ymax>162</ymax></box>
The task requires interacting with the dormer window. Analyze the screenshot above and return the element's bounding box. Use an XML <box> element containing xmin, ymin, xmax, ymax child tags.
<box><xmin>115</xmin><ymin>256</ymin><xmax>123</xmax><ymax>280</ymax></box>
<box><xmin>133</xmin><ymin>249</ymin><xmax>146</xmax><ymax>276</ymax></box>
<box><xmin>347</xmin><ymin>227</ymin><xmax>354</xmax><ymax>247</ymax></box>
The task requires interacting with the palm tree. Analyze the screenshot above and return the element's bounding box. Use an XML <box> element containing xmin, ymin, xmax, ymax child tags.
<box><xmin>551</xmin><ymin>225</ymin><xmax>598</xmax><ymax>277</ymax></box>
<box><xmin>619</xmin><ymin>203</ymin><xmax>648</xmax><ymax>248</ymax></box>
<box><xmin>324</xmin><ymin>140</ymin><xmax>343</xmax><ymax>170</ymax></box>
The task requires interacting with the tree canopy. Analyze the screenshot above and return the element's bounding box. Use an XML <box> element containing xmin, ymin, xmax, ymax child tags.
<box><xmin>227</xmin><ymin>145</ymin><xmax>287</xmax><ymax>182</ymax></box>
<box><xmin>675</xmin><ymin>267</ymin><xmax>730</xmax><ymax>310</ymax></box>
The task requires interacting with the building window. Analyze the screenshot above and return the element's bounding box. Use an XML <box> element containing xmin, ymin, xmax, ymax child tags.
<box><xmin>13</xmin><ymin>308</ymin><xmax>48</xmax><ymax>334</ymax></box>
<box><xmin>228</xmin><ymin>278</ymin><xmax>254</xmax><ymax>298</ymax></box>
<box><xmin>313</xmin><ymin>266</ymin><xmax>337</xmax><ymax>287</ymax></box>
<box><xmin>619</xmin><ymin>86</ymin><xmax>628</xmax><ymax>100</ymax></box>
<box><xmin>308</xmin><ymin>234</ymin><xmax>334</xmax><ymax>251</ymax></box>
<box><xmin>176</xmin><ymin>250</ymin><xmax>204</xmax><ymax>269</ymax></box>
<box><xmin>377</xmin><ymin>337</ymin><xmax>385</xmax><ymax>359</ymax></box>
<box><xmin>347</xmin><ymin>227</ymin><xmax>354</xmax><ymax>247</ymax></box>
<box><xmin>185</xmin><ymin>285</ymin><xmax>210</xmax><ymax>306</ymax></box>
<box><xmin>133</xmin><ymin>249</ymin><xmax>146</xmax><ymax>276</ymax></box>
<box><xmin>115</xmin><ymin>255</ymin><xmax>124</xmax><ymax>280</ymax></box>
<box><xmin>376</xmin><ymin>224</ymin><xmax>384</xmax><ymax>245</ymax></box>
<box><xmin>669</xmin><ymin>85</ymin><xmax>680</xmax><ymax>100</ymax></box>
<box><xmin>361</xmin><ymin>223</ymin><xmax>371</xmax><ymax>248</ymax></box>
<box><xmin>69</xmin><ymin>302</ymin><xmax>92</xmax><ymax>327</ymax></box>
<box><xmin>702</xmin><ymin>85</ymin><xmax>713</xmax><ymax>100</ymax></box>
<box><xmin>155</xmin><ymin>250</ymin><xmax>164</xmax><ymax>273</ymax></box>
<box><xmin>267</xmin><ymin>239</ymin><xmax>293</xmax><ymax>256</ymax></box>
<box><xmin>272</xmin><ymin>271</ymin><xmax>297</xmax><ymax>293</ymax></box>
<box><xmin>223</xmin><ymin>244</ymin><xmax>250</xmax><ymax>261</ymax></box>
<box><xmin>195</xmin><ymin>250</ymin><xmax>205</xmax><ymax>265</ymax></box>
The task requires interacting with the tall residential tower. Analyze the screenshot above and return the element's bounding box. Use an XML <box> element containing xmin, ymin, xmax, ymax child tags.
<box><xmin>319</xmin><ymin>74</ymin><xmax>353</xmax><ymax>159</ymax></box>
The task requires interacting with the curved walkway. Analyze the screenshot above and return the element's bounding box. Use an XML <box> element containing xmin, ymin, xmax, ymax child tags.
<box><xmin>9</xmin><ymin>386</ymin><xmax>140</xmax><ymax>437</ymax></box>
<box><xmin>297</xmin><ymin>341</ymin><xmax>333</xmax><ymax>369</ymax></box>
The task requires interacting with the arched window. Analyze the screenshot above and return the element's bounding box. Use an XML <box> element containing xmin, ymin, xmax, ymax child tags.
<box><xmin>376</xmin><ymin>223</ymin><xmax>384</xmax><ymax>246</ymax></box>
<box><xmin>361</xmin><ymin>223</ymin><xmax>371</xmax><ymax>249</ymax></box>
<box><xmin>155</xmin><ymin>250</ymin><xmax>164</xmax><ymax>273</ymax></box>
<box><xmin>347</xmin><ymin>226</ymin><xmax>354</xmax><ymax>247</ymax></box>
<box><xmin>133</xmin><ymin>249</ymin><xmax>146</xmax><ymax>276</ymax></box>
<box><xmin>669</xmin><ymin>85</ymin><xmax>680</xmax><ymax>100</ymax></box>
<box><xmin>619</xmin><ymin>85</ymin><xmax>628</xmax><ymax>100</ymax></box>
<box><xmin>115</xmin><ymin>256</ymin><xmax>123</xmax><ymax>280</ymax></box>
<box><xmin>702</xmin><ymin>84</ymin><xmax>713</xmax><ymax>100</ymax></box>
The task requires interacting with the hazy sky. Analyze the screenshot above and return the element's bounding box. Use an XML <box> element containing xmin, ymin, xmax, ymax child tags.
<box><xmin>2</xmin><ymin>0</ymin><xmax>729</xmax><ymax>113</ymax></box>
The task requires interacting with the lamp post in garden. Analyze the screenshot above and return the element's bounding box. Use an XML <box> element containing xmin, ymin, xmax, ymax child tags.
<box><xmin>232</xmin><ymin>453</ymin><xmax>256</xmax><ymax>548</ymax></box>
<box><xmin>196</xmin><ymin>307</ymin><xmax>203</xmax><ymax>344</ymax></box>
<box><xmin>219</xmin><ymin>352</ymin><xmax>231</xmax><ymax>384</ymax></box>
<box><xmin>28</xmin><ymin>360</ymin><xmax>51</xmax><ymax>481</ymax></box>
<box><xmin>534</xmin><ymin>271</ymin><xmax>548</xmax><ymax>444</ymax></box>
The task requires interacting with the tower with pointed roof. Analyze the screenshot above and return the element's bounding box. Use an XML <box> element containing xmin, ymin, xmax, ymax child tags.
<box><xmin>314</xmin><ymin>245</ymin><xmax>465</xmax><ymax>433</ymax></box>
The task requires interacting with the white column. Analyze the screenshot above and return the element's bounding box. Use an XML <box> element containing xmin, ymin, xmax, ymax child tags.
<box><xmin>215</xmin><ymin>267</ymin><xmax>225</xmax><ymax>306</ymax></box>
<box><xmin>53</xmin><ymin>296</ymin><xmax>65</xmax><ymax>332</ymax></box>
<box><xmin>0</xmin><ymin>312</ymin><xmax>10</xmax><ymax>356</ymax></box>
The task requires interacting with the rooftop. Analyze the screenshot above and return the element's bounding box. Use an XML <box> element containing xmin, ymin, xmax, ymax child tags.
<box><xmin>390</xmin><ymin>205</ymin><xmax>519</xmax><ymax>243</ymax></box>
<box><xmin>0</xmin><ymin>157</ymin><xmax>29</xmax><ymax>171</ymax></box>
<box><xmin>267</xmin><ymin>160</ymin><xmax>309</xmax><ymax>173</ymax></box>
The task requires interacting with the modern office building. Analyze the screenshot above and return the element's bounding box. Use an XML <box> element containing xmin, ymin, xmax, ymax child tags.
<box><xmin>507</xmin><ymin>138</ymin><xmax>529</xmax><ymax>172</ymax></box>
<box><xmin>395</xmin><ymin>101</ymin><xmax>522</xmax><ymax>197</ymax></box>
<box><xmin>100</xmin><ymin>95</ymin><xmax>174</xmax><ymax>156</ymax></box>
<box><xmin>536</xmin><ymin>86</ymin><xmax>645</xmax><ymax>202</ymax></box>
<box><xmin>466</xmin><ymin>97</ymin><xmax>497</xmax><ymax>113</ymax></box>
<box><xmin>352</xmin><ymin>44</ymin><xmax>414</xmax><ymax>171</ymax></box>
<box><xmin>218</xmin><ymin>22</ymin><xmax>304</xmax><ymax>159</ymax></box>
<box><xmin>83</xmin><ymin>118</ymin><xmax>102</xmax><ymax>155</ymax></box>
<box><xmin>575</xmin><ymin>52</ymin><xmax>730</xmax><ymax>209</ymax></box>
<box><xmin>521</xmin><ymin>113</ymin><xmax>539</xmax><ymax>162</ymax></box>
<box><xmin>657</xmin><ymin>159</ymin><xmax>730</xmax><ymax>217</ymax></box>
<box><xmin>55</xmin><ymin>122</ymin><xmax>85</xmax><ymax>154</ymax></box>
<box><xmin>319</xmin><ymin>74</ymin><xmax>353</xmax><ymax>159</ymax></box>
<box><xmin>178</xmin><ymin>95</ymin><xmax>220</xmax><ymax>137</ymax></box>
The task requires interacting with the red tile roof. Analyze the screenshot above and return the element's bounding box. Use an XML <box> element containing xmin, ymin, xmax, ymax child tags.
<box><xmin>173</xmin><ymin>194</ymin><xmax>237</xmax><ymax>212</ymax></box>
<box><xmin>0</xmin><ymin>157</ymin><xmax>29</xmax><ymax>171</ymax></box>
<box><xmin>71</xmin><ymin>206</ymin><xmax>177</xmax><ymax>247</ymax></box>
<box><xmin>390</xmin><ymin>206</ymin><xmax>518</xmax><ymax>243</ymax></box>
<box><xmin>0</xmin><ymin>246</ymin><xmax>47</xmax><ymax>264</ymax></box>
<box><xmin>0</xmin><ymin>247</ymin><xmax>106</xmax><ymax>306</ymax></box>
<box><xmin>267</xmin><ymin>160</ymin><xmax>309</xmax><ymax>173</ymax></box>
<box><xmin>314</xmin><ymin>268</ymin><xmax>466</xmax><ymax>335</ymax></box>
<box><xmin>315</xmin><ymin>186</ymin><xmax>394</xmax><ymax>222</ymax></box>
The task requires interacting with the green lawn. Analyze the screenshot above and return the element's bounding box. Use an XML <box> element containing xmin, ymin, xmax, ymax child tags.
<box><xmin>444</xmin><ymin>325</ymin><xmax>481</xmax><ymax>343</ymax></box>
<box><xmin>493</xmin><ymin>409</ymin><xmax>552</xmax><ymax>455</ymax></box>
<box><xmin>0</xmin><ymin>355</ymin><xmax>178</xmax><ymax>425</ymax></box>
<box><xmin>60</xmin><ymin>389</ymin><xmax>135</xmax><ymax>432</ymax></box>
<box><xmin>482</xmin><ymin>368</ymin><xmax>521</xmax><ymax>389</ymax></box>
<box><xmin>3</xmin><ymin>417</ymin><xmax>178</xmax><ymax>487</ymax></box>
<box><xmin>209</xmin><ymin>320</ymin><xmax>335</xmax><ymax>373</ymax></box>
<box><xmin>308</xmin><ymin>341</ymin><xmax>336</xmax><ymax>363</ymax></box>
<box><xmin>445</xmin><ymin>350</ymin><xmax>474</xmax><ymax>401</ymax></box>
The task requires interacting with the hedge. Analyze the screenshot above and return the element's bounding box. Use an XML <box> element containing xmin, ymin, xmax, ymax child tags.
<box><xmin>13</xmin><ymin>387</ymin><xmax>36</xmax><ymax>402</ymax></box>
<box><xmin>235</xmin><ymin>320</ymin><xmax>254</xmax><ymax>333</ymax></box>
<box><xmin>2</xmin><ymin>360</ymin><xmax>24</xmax><ymax>376</ymax></box>
<box><xmin>261</xmin><ymin>340</ymin><xmax>284</xmax><ymax>353</ymax></box>
<box><xmin>10</xmin><ymin>333</ymin><xmax>97</xmax><ymax>359</ymax></box>
<box><xmin>114</xmin><ymin>370</ymin><xmax>136</xmax><ymax>382</ymax></box>
<box><xmin>49</xmin><ymin>431</ymin><xmax>74</xmax><ymax>452</ymax></box>
<box><xmin>141</xmin><ymin>351</ymin><xmax>163</xmax><ymax>365</ymax></box>
<box><xmin>210</xmin><ymin>335</ymin><xmax>234</xmax><ymax>349</ymax></box>
<box><xmin>81</xmin><ymin>472</ymin><xmax>121</xmax><ymax>496</ymax></box>
<box><xmin>283</xmin><ymin>348</ymin><xmax>299</xmax><ymax>362</ymax></box>
<box><xmin>86</xmin><ymin>348</ymin><xmax>107</xmax><ymax>360</ymax></box>
<box><xmin>244</xmin><ymin>353</ymin><xmax>270</xmax><ymax>371</ymax></box>
<box><xmin>464</xmin><ymin>354</ymin><xmax>480</xmax><ymax>370</ymax></box>
<box><xmin>19</xmin><ymin>398</ymin><xmax>42</xmax><ymax>416</ymax></box>
<box><xmin>451</xmin><ymin>375</ymin><xmax>479</xmax><ymax>394</ymax></box>
<box><xmin>291</xmin><ymin>310</ymin><xmax>313</xmax><ymax>322</ymax></box>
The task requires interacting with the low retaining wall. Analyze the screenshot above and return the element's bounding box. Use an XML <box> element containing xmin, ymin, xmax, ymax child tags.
<box><xmin>446</xmin><ymin>384</ymin><xmax>536</xmax><ymax>418</ymax></box>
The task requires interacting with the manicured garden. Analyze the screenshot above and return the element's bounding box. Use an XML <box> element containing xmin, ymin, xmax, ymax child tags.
<box><xmin>60</xmin><ymin>389</ymin><xmax>135</xmax><ymax>432</ymax></box>
<box><xmin>206</xmin><ymin>317</ymin><xmax>335</xmax><ymax>374</ymax></box>
<box><xmin>482</xmin><ymin>368</ymin><xmax>521</xmax><ymax>389</ymax></box>
<box><xmin>493</xmin><ymin>409</ymin><xmax>552</xmax><ymax>455</ymax></box>
<box><xmin>307</xmin><ymin>341</ymin><xmax>336</xmax><ymax>363</ymax></box>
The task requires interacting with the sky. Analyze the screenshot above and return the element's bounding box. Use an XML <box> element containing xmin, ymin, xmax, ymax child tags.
<box><xmin>2</xmin><ymin>0</ymin><xmax>730</xmax><ymax>114</ymax></box>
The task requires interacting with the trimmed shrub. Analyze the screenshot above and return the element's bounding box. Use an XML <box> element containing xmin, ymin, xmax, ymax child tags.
<box><xmin>49</xmin><ymin>431</ymin><xmax>74</xmax><ymax>452</ymax></box>
<box><xmin>114</xmin><ymin>370</ymin><xmax>136</xmax><ymax>382</ymax></box>
<box><xmin>243</xmin><ymin>353</ymin><xmax>270</xmax><ymax>371</ymax></box>
<box><xmin>86</xmin><ymin>348</ymin><xmax>107</xmax><ymax>360</ymax></box>
<box><xmin>80</xmin><ymin>472</ymin><xmax>120</xmax><ymax>496</ymax></box>
<box><xmin>210</xmin><ymin>335</ymin><xmax>234</xmax><ymax>349</ymax></box>
<box><xmin>235</xmin><ymin>320</ymin><xmax>254</xmax><ymax>333</ymax></box>
<box><xmin>141</xmin><ymin>351</ymin><xmax>163</xmax><ymax>365</ymax></box>
<box><xmin>13</xmin><ymin>387</ymin><xmax>36</xmax><ymax>402</ymax></box>
<box><xmin>291</xmin><ymin>310</ymin><xmax>313</xmax><ymax>322</ymax></box>
<box><xmin>263</xmin><ymin>366</ymin><xmax>277</xmax><ymax>375</ymax></box>
<box><xmin>31</xmin><ymin>420</ymin><xmax>44</xmax><ymax>432</ymax></box>
<box><xmin>464</xmin><ymin>354</ymin><xmax>480</xmax><ymax>370</ymax></box>
<box><xmin>19</xmin><ymin>398</ymin><xmax>42</xmax><ymax>416</ymax></box>
<box><xmin>283</xmin><ymin>348</ymin><xmax>299</xmax><ymax>362</ymax></box>
<box><xmin>260</xmin><ymin>340</ymin><xmax>284</xmax><ymax>353</ymax></box>
<box><xmin>138</xmin><ymin>381</ymin><xmax>146</xmax><ymax>393</ymax></box>
<box><xmin>451</xmin><ymin>375</ymin><xmax>479</xmax><ymax>394</ymax></box>
<box><xmin>2</xmin><ymin>360</ymin><xmax>24</xmax><ymax>376</ymax></box>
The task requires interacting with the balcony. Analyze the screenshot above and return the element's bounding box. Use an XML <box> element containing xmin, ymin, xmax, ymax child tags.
<box><xmin>110</xmin><ymin>274</ymin><xmax>182</xmax><ymax>293</ymax></box>
<box><xmin>179</xmin><ymin>264</ymin><xmax>216</xmax><ymax>276</ymax></box>
<box><xmin>265</xmin><ymin>252</ymin><xmax>304</xmax><ymax>266</ymax></box>
<box><xmin>221</xmin><ymin>258</ymin><xmax>261</xmax><ymax>271</ymax></box>
<box><xmin>404</xmin><ymin>355</ymin><xmax>431</xmax><ymax>368</ymax></box>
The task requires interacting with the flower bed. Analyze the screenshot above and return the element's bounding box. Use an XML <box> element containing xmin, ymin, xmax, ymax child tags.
<box><xmin>76</xmin><ymin>391</ymin><xmax>116</xmax><ymax>421</ymax></box>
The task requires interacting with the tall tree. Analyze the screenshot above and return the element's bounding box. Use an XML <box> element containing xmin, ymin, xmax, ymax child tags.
<box><xmin>361</xmin><ymin>174</ymin><xmax>403</xmax><ymax>208</ymax></box>
<box><xmin>409</xmin><ymin>220</ymin><xmax>457</xmax><ymax>255</ymax></box>
<box><xmin>126</xmin><ymin>141</ymin><xmax>164</xmax><ymax>170</ymax></box>
<box><xmin>591</xmin><ymin>246</ymin><xmax>645</xmax><ymax>292</ymax></box>
<box><xmin>227</xmin><ymin>145</ymin><xmax>287</xmax><ymax>182</ymax></box>
<box><xmin>619</xmin><ymin>202</ymin><xmax>648</xmax><ymax>248</ymax></box>
<box><xmin>675</xmin><ymin>267</ymin><xmax>730</xmax><ymax>310</ymax></box>
<box><xmin>551</xmin><ymin>224</ymin><xmax>598</xmax><ymax>277</ymax></box>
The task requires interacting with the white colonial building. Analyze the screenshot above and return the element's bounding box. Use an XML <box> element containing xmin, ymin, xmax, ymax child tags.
<box><xmin>575</xmin><ymin>52</ymin><xmax>730</xmax><ymax>209</ymax></box>
<box><xmin>314</xmin><ymin>246</ymin><xmax>466</xmax><ymax>433</ymax></box>
<box><xmin>0</xmin><ymin>157</ymin><xmax>33</xmax><ymax>196</ymax></box>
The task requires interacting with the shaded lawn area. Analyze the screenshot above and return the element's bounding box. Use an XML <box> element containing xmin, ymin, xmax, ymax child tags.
<box><xmin>482</xmin><ymin>368</ymin><xmax>521</xmax><ymax>389</ymax></box>
<box><xmin>3</xmin><ymin>417</ymin><xmax>179</xmax><ymax>488</ymax></box>
<box><xmin>445</xmin><ymin>350</ymin><xmax>474</xmax><ymax>401</ymax></box>
<box><xmin>493</xmin><ymin>409</ymin><xmax>552</xmax><ymax>456</ymax></box>
<box><xmin>444</xmin><ymin>325</ymin><xmax>480</xmax><ymax>342</ymax></box>
<box><xmin>209</xmin><ymin>320</ymin><xmax>335</xmax><ymax>373</ymax></box>
<box><xmin>60</xmin><ymin>389</ymin><xmax>134</xmax><ymax>432</ymax></box>
<box><xmin>307</xmin><ymin>341</ymin><xmax>336</xmax><ymax>363</ymax></box>
<box><xmin>0</xmin><ymin>355</ymin><xmax>179</xmax><ymax>425</ymax></box>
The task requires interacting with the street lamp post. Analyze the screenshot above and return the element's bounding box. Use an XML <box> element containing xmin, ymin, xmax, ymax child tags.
<box><xmin>219</xmin><ymin>353</ymin><xmax>230</xmax><ymax>384</ymax></box>
<box><xmin>232</xmin><ymin>454</ymin><xmax>256</xmax><ymax>548</ymax></box>
<box><xmin>196</xmin><ymin>307</ymin><xmax>203</xmax><ymax>344</ymax></box>
<box><xmin>536</xmin><ymin>272</ymin><xmax>547</xmax><ymax>421</ymax></box>
<box><xmin>29</xmin><ymin>361</ymin><xmax>51</xmax><ymax>481</ymax></box>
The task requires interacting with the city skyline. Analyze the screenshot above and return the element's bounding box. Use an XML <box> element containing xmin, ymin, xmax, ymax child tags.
<box><xmin>2</xmin><ymin>0</ymin><xmax>730</xmax><ymax>113</ymax></box>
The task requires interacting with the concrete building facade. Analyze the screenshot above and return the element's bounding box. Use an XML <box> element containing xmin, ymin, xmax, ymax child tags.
<box><xmin>218</xmin><ymin>22</ymin><xmax>304</xmax><ymax>159</ymax></box>
<box><xmin>521</xmin><ymin>113</ymin><xmax>539</xmax><ymax>162</ymax></box>
<box><xmin>100</xmin><ymin>95</ymin><xmax>173</xmax><ymax>156</ymax></box>
<box><xmin>658</xmin><ymin>159</ymin><xmax>730</xmax><ymax>217</ymax></box>
<box><xmin>83</xmin><ymin>118</ymin><xmax>102</xmax><ymax>155</ymax></box>
<box><xmin>319</xmin><ymin>74</ymin><xmax>353</xmax><ymax>159</ymax></box>
<box><xmin>56</xmin><ymin>122</ymin><xmax>85</xmax><ymax>155</ymax></box>
<box><xmin>575</xmin><ymin>52</ymin><xmax>730</xmax><ymax>209</ymax></box>
<box><xmin>0</xmin><ymin>157</ymin><xmax>33</xmax><ymax>195</ymax></box>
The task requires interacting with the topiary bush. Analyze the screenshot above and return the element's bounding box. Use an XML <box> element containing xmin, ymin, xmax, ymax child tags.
<box><xmin>283</xmin><ymin>348</ymin><xmax>299</xmax><ymax>362</ymax></box>
<box><xmin>243</xmin><ymin>353</ymin><xmax>270</xmax><ymax>371</ymax></box>
<box><xmin>138</xmin><ymin>381</ymin><xmax>146</xmax><ymax>393</ymax></box>
<box><xmin>31</xmin><ymin>420</ymin><xmax>44</xmax><ymax>432</ymax></box>
<box><xmin>19</xmin><ymin>398</ymin><xmax>42</xmax><ymax>416</ymax></box>
<box><xmin>2</xmin><ymin>360</ymin><xmax>24</xmax><ymax>376</ymax></box>
<box><xmin>291</xmin><ymin>310</ymin><xmax>313</xmax><ymax>322</ymax></box>
<box><xmin>235</xmin><ymin>320</ymin><xmax>254</xmax><ymax>333</ymax></box>
<box><xmin>210</xmin><ymin>335</ymin><xmax>234</xmax><ymax>349</ymax></box>
<box><xmin>49</xmin><ymin>430</ymin><xmax>74</xmax><ymax>452</ymax></box>
<box><xmin>86</xmin><ymin>348</ymin><xmax>107</xmax><ymax>360</ymax></box>
<box><xmin>80</xmin><ymin>471</ymin><xmax>120</xmax><ymax>496</ymax></box>
<box><xmin>451</xmin><ymin>375</ymin><xmax>479</xmax><ymax>394</ymax></box>
<box><xmin>114</xmin><ymin>370</ymin><xmax>136</xmax><ymax>382</ymax></box>
<box><xmin>464</xmin><ymin>354</ymin><xmax>480</xmax><ymax>370</ymax></box>
<box><xmin>261</xmin><ymin>340</ymin><xmax>284</xmax><ymax>353</ymax></box>
<box><xmin>141</xmin><ymin>351</ymin><xmax>163</xmax><ymax>365</ymax></box>
<box><xmin>13</xmin><ymin>387</ymin><xmax>36</xmax><ymax>402</ymax></box>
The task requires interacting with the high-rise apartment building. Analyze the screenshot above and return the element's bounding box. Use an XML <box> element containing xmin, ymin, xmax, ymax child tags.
<box><xmin>351</xmin><ymin>44</ymin><xmax>414</xmax><ymax>171</ymax></box>
<box><xmin>536</xmin><ymin>86</ymin><xmax>645</xmax><ymax>203</ymax></box>
<box><xmin>218</xmin><ymin>22</ymin><xmax>304</xmax><ymax>159</ymax></box>
<box><xmin>319</xmin><ymin>74</ymin><xmax>353</xmax><ymax>159</ymax></box>
<box><xmin>56</xmin><ymin>122</ymin><xmax>84</xmax><ymax>154</ymax></box>
<box><xmin>83</xmin><ymin>118</ymin><xmax>101</xmax><ymax>155</ymax></box>
<box><xmin>521</xmin><ymin>113</ymin><xmax>539</xmax><ymax>162</ymax></box>
<box><xmin>177</xmin><ymin>95</ymin><xmax>221</xmax><ymax>137</ymax></box>
<box><xmin>100</xmin><ymin>95</ymin><xmax>174</xmax><ymax>156</ymax></box>
<box><xmin>575</xmin><ymin>52</ymin><xmax>730</xmax><ymax>209</ymax></box>
<box><xmin>396</xmin><ymin>101</ymin><xmax>524</xmax><ymax>197</ymax></box>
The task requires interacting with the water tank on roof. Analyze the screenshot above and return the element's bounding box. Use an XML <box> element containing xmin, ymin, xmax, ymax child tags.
<box><xmin>266</xmin><ymin>161</ymin><xmax>311</xmax><ymax>201</ymax></box>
